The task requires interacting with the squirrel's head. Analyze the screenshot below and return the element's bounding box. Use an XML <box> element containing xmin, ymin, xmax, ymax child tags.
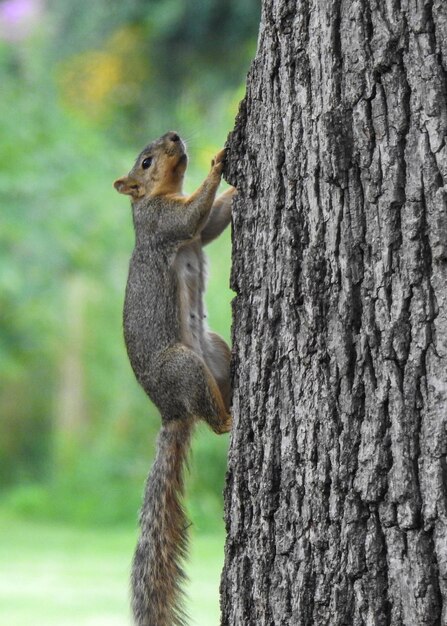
<box><xmin>113</xmin><ymin>131</ymin><xmax>187</xmax><ymax>200</ymax></box>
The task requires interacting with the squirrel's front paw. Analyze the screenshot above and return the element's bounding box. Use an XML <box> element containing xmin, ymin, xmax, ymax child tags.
<box><xmin>211</xmin><ymin>149</ymin><xmax>225</xmax><ymax>177</ymax></box>
<box><xmin>212</xmin><ymin>149</ymin><xmax>225</xmax><ymax>166</ymax></box>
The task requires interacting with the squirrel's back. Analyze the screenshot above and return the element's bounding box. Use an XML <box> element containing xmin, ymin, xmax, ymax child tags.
<box><xmin>124</xmin><ymin>247</ymin><xmax>181</xmax><ymax>383</ymax></box>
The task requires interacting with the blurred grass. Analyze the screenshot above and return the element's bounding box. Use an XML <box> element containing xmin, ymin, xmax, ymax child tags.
<box><xmin>0</xmin><ymin>514</ymin><xmax>224</xmax><ymax>626</ymax></box>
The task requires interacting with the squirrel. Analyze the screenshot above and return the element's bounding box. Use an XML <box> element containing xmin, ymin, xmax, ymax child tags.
<box><xmin>113</xmin><ymin>131</ymin><xmax>235</xmax><ymax>626</ymax></box>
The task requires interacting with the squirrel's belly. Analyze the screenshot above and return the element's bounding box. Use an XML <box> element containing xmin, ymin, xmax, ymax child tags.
<box><xmin>178</xmin><ymin>283</ymin><xmax>203</xmax><ymax>354</ymax></box>
<box><xmin>175</xmin><ymin>247</ymin><xmax>205</xmax><ymax>356</ymax></box>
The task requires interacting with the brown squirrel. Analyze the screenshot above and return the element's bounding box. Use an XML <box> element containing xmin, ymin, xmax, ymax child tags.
<box><xmin>113</xmin><ymin>131</ymin><xmax>235</xmax><ymax>626</ymax></box>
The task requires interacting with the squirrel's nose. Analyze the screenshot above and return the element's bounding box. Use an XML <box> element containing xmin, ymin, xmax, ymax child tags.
<box><xmin>169</xmin><ymin>132</ymin><xmax>180</xmax><ymax>143</ymax></box>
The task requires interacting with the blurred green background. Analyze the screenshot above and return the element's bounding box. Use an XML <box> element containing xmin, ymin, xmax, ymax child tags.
<box><xmin>0</xmin><ymin>0</ymin><xmax>259</xmax><ymax>623</ymax></box>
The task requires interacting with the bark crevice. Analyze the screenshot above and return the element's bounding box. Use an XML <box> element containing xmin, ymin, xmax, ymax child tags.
<box><xmin>221</xmin><ymin>1</ymin><xmax>447</xmax><ymax>624</ymax></box>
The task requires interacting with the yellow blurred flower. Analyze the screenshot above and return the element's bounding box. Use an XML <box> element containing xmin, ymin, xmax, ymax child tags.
<box><xmin>56</xmin><ymin>26</ymin><xmax>148</xmax><ymax>120</ymax></box>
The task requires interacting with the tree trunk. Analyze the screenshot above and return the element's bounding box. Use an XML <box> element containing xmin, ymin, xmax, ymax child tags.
<box><xmin>221</xmin><ymin>1</ymin><xmax>447</xmax><ymax>625</ymax></box>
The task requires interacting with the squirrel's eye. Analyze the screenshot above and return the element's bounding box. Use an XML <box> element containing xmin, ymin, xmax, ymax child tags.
<box><xmin>142</xmin><ymin>157</ymin><xmax>152</xmax><ymax>169</ymax></box>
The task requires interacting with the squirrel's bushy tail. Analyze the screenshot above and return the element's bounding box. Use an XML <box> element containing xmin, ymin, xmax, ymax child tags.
<box><xmin>131</xmin><ymin>418</ymin><xmax>193</xmax><ymax>626</ymax></box>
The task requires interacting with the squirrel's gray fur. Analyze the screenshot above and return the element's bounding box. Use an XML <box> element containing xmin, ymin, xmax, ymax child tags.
<box><xmin>114</xmin><ymin>131</ymin><xmax>234</xmax><ymax>626</ymax></box>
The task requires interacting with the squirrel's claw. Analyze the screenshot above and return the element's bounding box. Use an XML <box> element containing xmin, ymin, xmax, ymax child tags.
<box><xmin>211</xmin><ymin>149</ymin><xmax>226</xmax><ymax>168</ymax></box>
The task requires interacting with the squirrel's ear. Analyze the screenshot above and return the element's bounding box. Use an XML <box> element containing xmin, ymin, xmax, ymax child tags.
<box><xmin>113</xmin><ymin>176</ymin><xmax>142</xmax><ymax>198</ymax></box>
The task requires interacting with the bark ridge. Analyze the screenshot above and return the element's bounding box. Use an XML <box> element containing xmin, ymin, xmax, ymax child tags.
<box><xmin>222</xmin><ymin>1</ymin><xmax>447</xmax><ymax>624</ymax></box>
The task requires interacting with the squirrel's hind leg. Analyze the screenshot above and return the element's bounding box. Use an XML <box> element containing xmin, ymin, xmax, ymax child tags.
<box><xmin>153</xmin><ymin>344</ymin><xmax>232</xmax><ymax>434</ymax></box>
<box><xmin>202</xmin><ymin>331</ymin><xmax>231</xmax><ymax>413</ymax></box>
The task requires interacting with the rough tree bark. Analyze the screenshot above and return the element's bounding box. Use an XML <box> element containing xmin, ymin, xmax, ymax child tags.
<box><xmin>221</xmin><ymin>1</ymin><xmax>447</xmax><ymax>624</ymax></box>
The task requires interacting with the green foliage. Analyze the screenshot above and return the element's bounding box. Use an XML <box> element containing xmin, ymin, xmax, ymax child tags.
<box><xmin>0</xmin><ymin>1</ymin><xmax>257</xmax><ymax>528</ymax></box>
<box><xmin>46</xmin><ymin>0</ymin><xmax>260</xmax><ymax>143</ymax></box>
